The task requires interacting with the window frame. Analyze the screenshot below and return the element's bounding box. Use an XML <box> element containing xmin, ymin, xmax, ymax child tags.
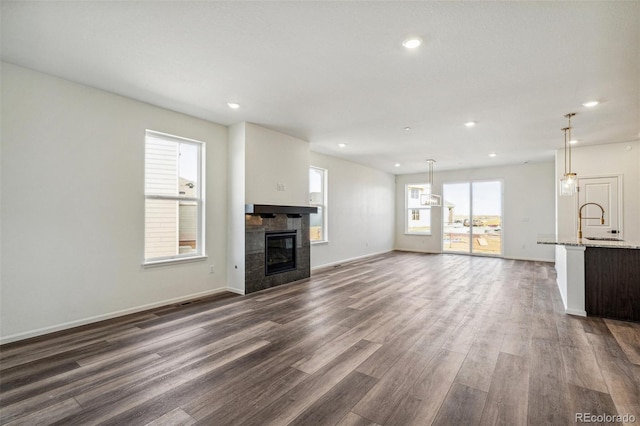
<box><xmin>309</xmin><ymin>166</ymin><xmax>328</xmax><ymax>244</ymax></box>
<box><xmin>143</xmin><ymin>130</ymin><xmax>206</xmax><ymax>266</ymax></box>
<box><xmin>405</xmin><ymin>183</ymin><xmax>432</xmax><ymax>235</ymax></box>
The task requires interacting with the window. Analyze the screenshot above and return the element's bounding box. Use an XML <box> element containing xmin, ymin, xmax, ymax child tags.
<box><xmin>406</xmin><ymin>183</ymin><xmax>431</xmax><ymax>234</ymax></box>
<box><xmin>309</xmin><ymin>166</ymin><xmax>327</xmax><ymax>243</ymax></box>
<box><xmin>144</xmin><ymin>130</ymin><xmax>205</xmax><ymax>263</ymax></box>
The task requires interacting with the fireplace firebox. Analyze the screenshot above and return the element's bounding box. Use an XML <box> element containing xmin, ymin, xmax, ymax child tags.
<box><xmin>265</xmin><ymin>231</ymin><xmax>297</xmax><ymax>275</ymax></box>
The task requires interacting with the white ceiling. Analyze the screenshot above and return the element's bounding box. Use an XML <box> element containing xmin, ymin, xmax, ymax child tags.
<box><xmin>2</xmin><ymin>1</ymin><xmax>639</xmax><ymax>174</ymax></box>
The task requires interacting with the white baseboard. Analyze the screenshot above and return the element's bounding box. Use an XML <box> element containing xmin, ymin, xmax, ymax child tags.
<box><xmin>226</xmin><ymin>286</ymin><xmax>245</xmax><ymax>295</ymax></box>
<box><xmin>392</xmin><ymin>248</ymin><xmax>441</xmax><ymax>254</ymax></box>
<box><xmin>311</xmin><ymin>249</ymin><xmax>393</xmax><ymax>271</ymax></box>
<box><xmin>565</xmin><ymin>308</ymin><xmax>587</xmax><ymax>317</ymax></box>
<box><xmin>394</xmin><ymin>250</ymin><xmax>554</xmax><ymax>263</ymax></box>
<box><xmin>0</xmin><ymin>287</ymin><xmax>238</xmax><ymax>345</ymax></box>
<box><xmin>503</xmin><ymin>255</ymin><xmax>555</xmax><ymax>263</ymax></box>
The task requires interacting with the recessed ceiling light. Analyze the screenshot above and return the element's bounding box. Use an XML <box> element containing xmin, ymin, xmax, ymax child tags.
<box><xmin>403</xmin><ymin>127</ymin><xmax>412</xmax><ymax>131</ymax></box>
<box><xmin>402</xmin><ymin>37</ymin><xmax>423</xmax><ymax>49</ymax></box>
<box><xmin>394</xmin><ymin>163</ymin><xmax>401</xmax><ymax>167</ymax></box>
<box><xmin>338</xmin><ymin>143</ymin><xmax>346</xmax><ymax>148</ymax></box>
<box><xmin>464</xmin><ymin>121</ymin><xmax>476</xmax><ymax>127</ymax></box>
<box><xmin>489</xmin><ymin>153</ymin><xmax>497</xmax><ymax>157</ymax></box>
<box><xmin>582</xmin><ymin>101</ymin><xmax>599</xmax><ymax>108</ymax></box>
<box><xmin>569</xmin><ymin>139</ymin><xmax>579</xmax><ymax>145</ymax></box>
<box><xmin>227</xmin><ymin>102</ymin><xmax>240</xmax><ymax>109</ymax></box>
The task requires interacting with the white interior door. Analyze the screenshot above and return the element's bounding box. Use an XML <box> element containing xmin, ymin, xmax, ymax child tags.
<box><xmin>577</xmin><ymin>176</ymin><xmax>621</xmax><ymax>238</ymax></box>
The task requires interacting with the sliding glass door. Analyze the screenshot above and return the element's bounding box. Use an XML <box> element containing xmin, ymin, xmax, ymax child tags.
<box><xmin>442</xmin><ymin>180</ymin><xmax>503</xmax><ymax>256</ymax></box>
<box><xmin>442</xmin><ymin>183</ymin><xmax>471</xmax><ymax>253</ymax></box>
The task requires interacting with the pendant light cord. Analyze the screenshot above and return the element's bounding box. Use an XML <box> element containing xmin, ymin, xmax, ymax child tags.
<box><xmin>562</xmin><ymin>112</ymin><xmax>576</xmax><ymax>176</ymax></box>
<box><xmin>426</xmin><ymin>159</ymin><xmax>435</xmax><ymax>191</ymax></box>
<box><xmin>563</xmin><ymin>127</ymin><xmax>568</xmax><ymax>175</ymax></box>
<box><xmin>567</xmin><ymin>115</ymin><xmax>572</xmax><ymax>175</ymax></box>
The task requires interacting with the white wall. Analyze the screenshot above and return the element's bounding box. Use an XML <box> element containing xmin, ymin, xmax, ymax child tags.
<box><xmin>245</xmin><ymin>123</ymin><xmax>310</xmax><ymax>206</ymax></box>
<box><xmin>1</xmin><ymin>63</ymin><xmax>229</xmax><ymax>343</ymax></box>
<box><xmin>395</xmin><ymin>162</ymin><xmax>556</xmax><ymax>261</ymax></box>
<box><xmin>556</xmin><ymin>140</ymin><xmax>640</xmax><ymax>241</ymax></box>
<box><xmin>227</xmin><ymin>122</ymin><xmax>246</xmax><ymax>294</ymax></box>
<box><xmin>310</xmin><ymin>152</ymin><xmax>395</xmax><ymax>268</ymax></box>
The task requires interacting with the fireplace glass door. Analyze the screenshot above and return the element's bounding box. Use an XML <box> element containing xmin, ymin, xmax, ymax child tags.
<box><xmin>265</xmin><ymin>231</ymin><xmax>297</xmax><ymax>275</ymax></box>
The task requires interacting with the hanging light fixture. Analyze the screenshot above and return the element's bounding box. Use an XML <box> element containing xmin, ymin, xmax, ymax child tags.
<box><xmin>559</xmin><ymin>112</ymin><xmax>577</xmax><ymax>196</ymax></box>
<box><xmin>420</xmin><ymin>159</ymin><xmax>441</xmax><ymax>207</ymax></box>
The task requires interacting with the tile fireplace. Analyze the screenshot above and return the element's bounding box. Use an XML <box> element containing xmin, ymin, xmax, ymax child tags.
<box><xmin>244</xmin><ymin>204</ymin><xmax>317</xmax><ymax>294</ymax></box>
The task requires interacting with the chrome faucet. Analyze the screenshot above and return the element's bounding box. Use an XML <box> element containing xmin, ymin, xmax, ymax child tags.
<box><xmin>578</xmin><ymin>202</ymin><xmax>605</xmax><ymax>239</ymax></box>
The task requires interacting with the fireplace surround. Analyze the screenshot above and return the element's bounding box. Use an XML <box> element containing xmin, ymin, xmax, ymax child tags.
<box><xmin>245</xmin><ymin>204</ymin><xmax>316</xmax><ymax>294</ymax></box>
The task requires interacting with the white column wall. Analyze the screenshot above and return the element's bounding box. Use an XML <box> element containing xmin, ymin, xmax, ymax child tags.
<box><xmin>226</xmin><ymin>122</ymin><xmax>246</xmax><ymax>294</ymax></box>
<box><xmin>244</xmin><ymin>123</ymin><xmax>310</xmax><ymax>206</ymax></box>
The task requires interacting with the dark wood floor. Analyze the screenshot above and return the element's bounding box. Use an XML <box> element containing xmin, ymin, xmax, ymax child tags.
<box><xmin>1</xmin><ymin>252</ymin><xmax>639</xmax><ymax>425</ymax></box>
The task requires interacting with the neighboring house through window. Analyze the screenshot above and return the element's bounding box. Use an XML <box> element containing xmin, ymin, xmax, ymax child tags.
<box><xmin>309</xmin><ymin>166</ymin><xmax>327</xmax><ymax>243</ymax></box>
<box><xmin>406</xmin><ymin>183</ymin><xmax>431</xmax><ymax>234</ymax></box>
<box><xmin>144</xmin><ymin>130</ymin><xmax>205</xmax><ymax>263</ymax></box>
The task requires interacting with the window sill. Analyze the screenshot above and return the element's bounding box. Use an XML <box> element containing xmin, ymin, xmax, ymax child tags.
<box><xmin>142</xmin><ymin>255</ymin><xmax>208</xmax><ymax>268</ymax></box>
<box><xmin>311</xmin><ymin>240</ymin><xmax>329</xmax><ymax>245</ymax></box>
<box><xmin>404</xmin><ymin>233</ymin><xmax>433</xmax><ymax>236</ymax></box>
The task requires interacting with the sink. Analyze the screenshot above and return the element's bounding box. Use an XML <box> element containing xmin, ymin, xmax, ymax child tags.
<box><xmin>585</xmin><ymin>237</ymin><xmax>623</xmax><ymax>241</ymax></box>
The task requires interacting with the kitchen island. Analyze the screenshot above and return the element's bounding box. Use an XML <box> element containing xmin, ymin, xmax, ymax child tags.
<box><xmin>538</xmin><ymin>235</ymin><xmax>640</xmax><ymax>322</ymax></box>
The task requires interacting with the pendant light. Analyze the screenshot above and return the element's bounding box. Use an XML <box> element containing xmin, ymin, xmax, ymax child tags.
<box><xmin>559</xmin><ymin>112</ymin><xmax>577</xmax><ymax>196</ymax></box>
<box><xmin>420</xmin><ymin>159</ymin><xmax>441</xmax><ymax>207</ymax></box>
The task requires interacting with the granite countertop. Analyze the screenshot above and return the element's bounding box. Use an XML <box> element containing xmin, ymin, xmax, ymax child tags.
<box><xmin>537</xmin><ymin>234</ymin><xmax>640</xmax><ymax>249</ymax></box>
